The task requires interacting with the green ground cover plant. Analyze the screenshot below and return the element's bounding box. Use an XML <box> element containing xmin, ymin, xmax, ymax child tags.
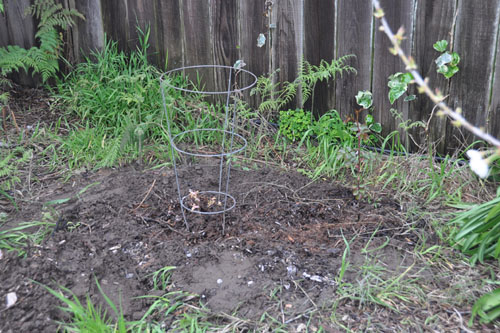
<box><xmin>1</xmin><ymin>1</ymin><xmax>500</xmax><ymax>330</ymax></box>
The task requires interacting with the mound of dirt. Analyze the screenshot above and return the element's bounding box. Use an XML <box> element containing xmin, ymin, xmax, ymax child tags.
<box><xmin>0</xmin><ymin>163</ymin><xmax>409</xmax><ymax>331</ymax></box>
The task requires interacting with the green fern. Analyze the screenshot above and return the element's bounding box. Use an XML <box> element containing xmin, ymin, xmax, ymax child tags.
<box><xmin>0</xmin><ymin>0</ymin><xmax>83</xmax><ymax>82</ymax></box>
<box><xmin>296</xmin><ymin>55</ymin><xmax>357</xmax><ymax>108</ymax></box>
<box><xmin>251</xmin><ymin>56</ymin><xmax>356</xmax><ymax>118</ymax></box>
<box><xmin>0</xmin><ymin>148</ymin><xmax>33</xmax><ymax>192</ymax></box>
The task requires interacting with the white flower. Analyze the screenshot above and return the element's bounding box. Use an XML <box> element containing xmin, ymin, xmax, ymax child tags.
<box><xmin>466</xmin><ymin>149</ymin><xmax>489</xmax><ymax>178</ymax></box>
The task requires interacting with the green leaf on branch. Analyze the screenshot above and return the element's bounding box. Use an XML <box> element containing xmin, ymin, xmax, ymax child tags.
<box><xmin>451</xmin><ymin>52</ymin><xmax>460</xmax><ymax>66</ymax></box>
<box><xmin>355</xmin><ymin>90</ymin><xmax>373</xmax><ymax>109</ymax></box>
<box><xmin>388</xmin><ymin>72</ymin><xmax>413</xmax><ymax>104</ymax></box>
<box><xmin>435</xmin><ymin>52</ymin><xmax>452</xmax><ymax>67</ymax></box>
<box><xmin>433</xmin><ymin>40</ymin><xmax>448</xmax><ymax>52</ymax></box>
<box><xmin>404</xmin><ymin>95</ymin><xmax>416</xmax><ymax>102</ymax></box>
<box><xmin>369</xmin><ymin>122</ymin><xmax>382</xmax><ymax>133</ymax></box>
<box><xmin>435</xmin><ymin>51</ymin><xmax>459</xmax><ymax>79</ymax></box>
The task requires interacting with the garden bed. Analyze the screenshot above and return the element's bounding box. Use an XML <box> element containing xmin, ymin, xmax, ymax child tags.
<box><xmin>1</xmin><ymin>87</ymin><xmax>498</xmax><ymax>332</ymax></box>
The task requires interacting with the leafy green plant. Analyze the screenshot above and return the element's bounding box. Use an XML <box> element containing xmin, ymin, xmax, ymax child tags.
<box><xmin>279</xmin><ymin>109</ymin><xmax>312</xmax><ymax>141</ymax></box>
<box><xmin>251</xmin><ymin>56</ymin><xmax>356</xmax><ymax>119</ymax></box>
<box><xmin>297</xmin><ymin>56</ymin><xmax>357</xmax><ymax>114</ymax></box>
<box><xmin>250</xmin><ymin>69</ymin><xmax>297</xmax><ymax>119</ymax></box>
<box><xmin>450</xmin><ymin>189</ymin><xmax>500</xmax><ymax>265</ymax></box>
<box><xmin>388</xmin><ymin>72</ymin><xmax>414</xmax><ymax>104</ymax></box>
<box><xmin>309</xmin><ymin>110</ymin><xmax>353</xmax><ymax>144</ymax></box>
<box><xmin>470</xmin><ymin>288</ymin><xmax>500</xmax><ymax>325</ymax></box>
<box><xmin>433</xmin><ymin>40</ymin><xmax>460</xmax><ymax>79</ymax></box>
<box><xmin>0</xmin><ymin>0</ymin><xmax>83</xmax><ymax>82</ymax></box>
<box><xmin>55</xmin><ymin>27</ymin><xmax>175</xmax><ymax>167</ymax></box>
<box><xmin>353</xmin><ymin>90</ymin><xmax>382</xmax><ymax>143</ymax></box>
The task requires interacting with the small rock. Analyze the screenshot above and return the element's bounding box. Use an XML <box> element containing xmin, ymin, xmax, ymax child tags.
<box><xmin>247</xmin><ymin>281</ymin><xmax>254</xmax><ymax>286</ymax></box>
<box><xmin>6</xmin><ymin>292</ymin><xmax>17</xmax><ymax>308</ymax></box>
<box><xmin>310</xmin><ymin>275</ymin><xmax>323</xmax><ymax>283</ymax></box>
<box><xmin>216</xmin><ymin>279</ymin><xmax>223</xmax><ymax>285</ymax></box>
<box><xmin>0</xmin><ymin>249</ymin><xmax>3</xmax><ymax>260</ymax></box>
<box><xmin>125</xmin><ymin>273</ymin><xmax>134</xmax><ymax>279</ymax></box>
<box><xmin>287</xmin><ymin>265</ymin><xmax>297</xmax><ymax>277</ymax></box>
<box><xmin>296</xmin><ymin>323</ymin><xmax>307</xmax><ymax>332</ymax></box>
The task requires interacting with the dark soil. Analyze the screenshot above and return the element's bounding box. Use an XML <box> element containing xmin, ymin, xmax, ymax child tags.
<box><xmin>0</xmin><ymin>159</ymin><xmax>415</xmax><ymax>332</ymax></box>
<box><xmin>1</xmin><ymin>87</ymin><xmax>497</xmax><ymax>332</ymax></box>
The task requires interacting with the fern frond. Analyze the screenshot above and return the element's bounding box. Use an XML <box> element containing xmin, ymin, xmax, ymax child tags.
<box><xmin>0</xmin><ymin>0</ymin><xmax>83</xmax><ymax>82</ymax></box>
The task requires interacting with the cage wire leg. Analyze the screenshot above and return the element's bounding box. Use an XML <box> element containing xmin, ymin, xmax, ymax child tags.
<box><xmin>221</xmin><ymin>98</ymin><xmax>239</xmax><ymax>234</ymax></box>
<box><xmin>161</xmin><ymin>82</ymin><xmax>189</xmax><ymax>230</ymax></box>
<box><xmin>217</xmin><ymin>67</ymin><xmax>233</xmax><ymax>233</ymax></box>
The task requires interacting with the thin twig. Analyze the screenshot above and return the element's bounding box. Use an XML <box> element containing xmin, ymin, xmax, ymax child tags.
<box><xmin>133</xmin><ymin>179</ymin><xmax>156</xmax><ymax>211</ymax></box>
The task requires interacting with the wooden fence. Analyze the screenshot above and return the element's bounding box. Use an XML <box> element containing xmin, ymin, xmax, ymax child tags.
<box><xmin>1</xmin><ymin>0</ymin><xmax>500</xmax><ymax>153</ymax></box>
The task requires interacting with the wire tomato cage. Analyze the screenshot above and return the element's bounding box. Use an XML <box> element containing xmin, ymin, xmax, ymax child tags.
<box><xmin>160</xmin><ymin>65</ymin><xmax>257</xmax><ymax>232</ymax></box>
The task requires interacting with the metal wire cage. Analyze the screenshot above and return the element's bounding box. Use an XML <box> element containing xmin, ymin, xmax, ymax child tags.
<box><xmin>160</xmin><ymin>65</ymin><xmax>257</xmax><ymax>231</ymax></box>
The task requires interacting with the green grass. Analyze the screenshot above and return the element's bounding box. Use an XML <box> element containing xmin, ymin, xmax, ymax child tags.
<box><xmin>40</xmin><ymin>277</ymin><xmax>128</xmax><ymax>333</ymax></box>
<box><xmin>0</xmin><ymin>214</ymin><xmax>55</xmax><ymax>257</ymax></box>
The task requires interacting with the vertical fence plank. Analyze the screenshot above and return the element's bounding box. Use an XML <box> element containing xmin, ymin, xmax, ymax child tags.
<box><xmin>72</xmin><ymin>0</ymin><xmax>105</xmax><ymax>61</ymax></box>
<box><xmin>238</xmin><ymin>0</ymin><xmax>269</xmax><ymax>77</ymax></box>
<box><xmin>100</xmin><ymin>0</ymin><xmax>129</xmax><ymax>52</ymax></box>
<box><xmin>447</xmin><ymin>0</ymin><xmax>500</xmax><ymax>152</ymax></box>
<box><xmin>0</xmin><ymin>10</ymin><xmax>9</xmax><ymax>47</ymax></box>
<box><xmin>335</xmin><ymin>0</ymin><xmax>373</xmax><ymax>120</ymax></box>
<box><xmin>157</xmin><ymin>0</ymin><xmax>183</xmax><ymax>70</ymax></box>
<box><xmin>237</xmin><ymin>0</ymin><xmax>269</xmax><ymax>109</ymax></box>
<box><xmin>372</xmin><ymin>0</ymin><xmax>415</xmax><ymax>143</ymax></box>
<box><xmin>303</xmin><ymin>0</ymin><xmax>335</xmax><ymax>118</ymax></box>
<box><xmin>3</xmin><ymin>0</ymin><xmax>35</xmax><ymax>49</ymax></box>
<box><xmin>183</xmin><ymin>0</ymin><xmax>213</xmax><ymax>67</ymax></box>
<box><xmin>3</xmin><ymin>0</ymin><xmax>36</xmax><ymax>85</ymax></box>
<box><xmin>126</xmin><ymin>0</ymin><xmax>161</xmax><ymax>66</ymax></box>
<box><xmin>488</xmin><ymin>9</ymin><xmax>500</xmax><ymax>141</ymax></box>
<box><xmin>182</xmin><ymin>0</ymin><xmax>215</xmax><ymax>92</ymax></box>
<box><xmin>211</xmin><ymin>1</ymin><xmax>239</xmax><ymax>93</ymax></box>
<box><xmin>411</xmin><ymin>0</ymin><xmax>457</xmax><ymax>154</ymax></box>
<box><xmin>271</xmin><ymin>0</ymin><xmax>303</xmax><ymax>111</ymax></box>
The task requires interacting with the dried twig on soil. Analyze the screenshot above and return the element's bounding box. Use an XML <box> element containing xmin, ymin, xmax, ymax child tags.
<box><xmin>133</xmin><ymin>179</ymin><xmax>156</xmax><ymax>212</ymax></box>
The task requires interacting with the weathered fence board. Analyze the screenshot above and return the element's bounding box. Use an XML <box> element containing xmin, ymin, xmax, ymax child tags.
<box><xmin>237</xmin><ymin>0</ymin><xmax>269</xmax><ymax>106</ymax></box>
<box><xmin>3</xmin><ymin>0</ymin><xmax>35</xmax><ymax>49</ymax></box>
<box><xmin>1</xmin><ymin>0</ymin><xmax>500</xmax><ymax>153</ymax></box>
<box><xmin>488</xmin><ymin>8</ymin><xmax>500</xmax><ymax>140</ymax></box>
<box><xmin>100</xmin><ymin>0</ymin><xmax>129</xmax><ymax>53</ymax></box>
<box><xmin>70</xmin><ymin>0</ymin><xmax>104</xmax><ymax>62</ymax></box>
<box><xmin>447</xmin><ymin>0</ymin><xmax>500</xmax><ymax>151</ymax></box>
<box><xmin>182</xmin><ymin>0</ymin><xmax>215</xmax><ymax>92</ymax></box>
<box><xmin>126</xmin><ymin>0</ymin><xmax>160</xmax><ymax>65</ymax></box>
<box><xmin>372</xmin><ymin>0</ymin><xmax>415</xmax><ymax>143</ymax></box>
<box><xmin>411</xmin><ymin>0</ymin><xmax>457</xmax><ymax>153</ymax></box>
<box><xmin>335</xmin><ymin>0</ymin><xmax>373</xmax><ymax>120</ymax></box>
<box><xmin>211</xmin><ymin>1</ymin><xmax>239</xmax><ymax>93</ymax></box>
<box><xmin>271</xmin><ymin>0</ymin><xmax>303</xmax><ymax>109</ymax></box>
<box><xmin>3</xmin><ymin>0</ymin><xmax>36</xmax><ymax>85</ymax></box>
<box><xmin>303</xmin><ymin>0</ymin><xmax>336</xmax><ymax>118</ymax></box>
<box><xmin>157</xmin><ymin>0</ymin><xmax>183</xmax><ymax>69</ymax></box>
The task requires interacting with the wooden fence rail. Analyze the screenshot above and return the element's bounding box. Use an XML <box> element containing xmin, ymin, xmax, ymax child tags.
<box><xmin>1</xmin><ymin>0</ymin><xmax>500</xmax><ymax>154</ymax></box>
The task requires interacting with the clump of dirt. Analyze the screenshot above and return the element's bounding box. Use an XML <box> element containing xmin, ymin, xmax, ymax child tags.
<box><xmin>0</xmin><ymin>162</ymin><xmax>494</xmax><ymax>331</ymax></box>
